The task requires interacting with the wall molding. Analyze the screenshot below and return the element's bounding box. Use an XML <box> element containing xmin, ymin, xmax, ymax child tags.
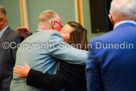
<box><xmin>20</xmin><ymin>0</ymin><xmax>29</xmax><ymax>27</ymax></box>
<box><xmin>74</xmin><ymin>0</ymin><xmax>84</xmax><ymax>26</ymax></box>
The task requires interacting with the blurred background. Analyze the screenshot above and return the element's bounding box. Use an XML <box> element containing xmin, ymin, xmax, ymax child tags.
<box><xmin>0</xmin><ymin>0</ymin><xmax>112</xmax><ymax>40</ymax></box>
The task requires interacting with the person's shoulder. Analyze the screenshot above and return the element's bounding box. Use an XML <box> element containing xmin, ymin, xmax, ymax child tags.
<box><xmin>49</xmin><ymin>30</ymin><xmax>62</xmax><ymax>38</ymax></box>
<box><xmin>6</xmin><ymin>27</ymin><xmax>22</xmax><ymax>40</ymax></box>
<box><xmin>90</xmin><ymin>29</ymin><xmax>116</xmax><ymax>43</ymax></box>
<box><xmin>39</xmin><ymin>29</ymin><xmax>60</xmax><ymax>37</ymax></box>
<box><xmin>49</xmin><ymin>30</ymin><xmax>60</xmax><ymax>35</ymax></box>
<box><xmin>7</xmin><ymin>27</ymin><xmax>18</xmax><ymax>36</ymax></box>
<box><xmin>48</xmin><ymin>30</ymin><xmax>64</xmax><ymax>43</ymax></box>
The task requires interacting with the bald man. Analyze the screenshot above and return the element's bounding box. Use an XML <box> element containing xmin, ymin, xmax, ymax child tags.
<box><xmin>86</xmin><ymin>0</ymin><xmax>136</xmax><ymax>91</ymax></box>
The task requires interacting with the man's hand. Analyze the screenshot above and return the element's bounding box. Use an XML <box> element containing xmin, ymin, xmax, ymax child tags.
<box><xmin>16</xmin><ymin>27</ymin><xmax>31</xmax><ymax>39</ymax></box>
<box><xmin>13</xmin><ymin>61</ymin><xmax>30</xmax><ymax>77</ymax></box>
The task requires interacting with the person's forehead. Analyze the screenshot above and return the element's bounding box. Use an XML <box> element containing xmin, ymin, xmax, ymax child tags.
<box><xmin>63</xmin><ymin>24</ymin><xmax>71</xmax><ymax>29</ymax></box>
<box><xmin>64</xmin><ymin>24</ymin><xmax>75</xmax><ymax>31</ymax></box>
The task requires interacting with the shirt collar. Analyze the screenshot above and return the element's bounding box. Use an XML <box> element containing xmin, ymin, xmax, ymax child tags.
<box><xmin>36</xmin><ymin>29</ymin><xmax>44</xmax><ymax>32</ymax></box>
<box><xmin>0</xmin><ymin>25</ymin><xmax>8</xmax><ymax>39</ymax></box>
<box><xmin>114</xmin><ymin>20</ymin><xmax>136</xmax><ymax>29</ymax></box>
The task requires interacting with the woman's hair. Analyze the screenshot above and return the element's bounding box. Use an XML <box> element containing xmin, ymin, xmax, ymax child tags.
<box><xmin>67</xmin><ymin>21</ymin><xmax>88</xmax><ymax>51</ymax></box>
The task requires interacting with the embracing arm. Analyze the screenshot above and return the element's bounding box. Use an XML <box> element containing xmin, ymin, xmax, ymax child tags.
<box><xmin>47</xmin><ymin>32</ymin><xmax>87</xmax><ymax>65</ymax></box>
<box><xmin>26</xmin><ymin>68</ymin><xmax>75</xmax><ymax>90</ymax></box>
<box><xmin>16</xmin><ymin>27</ymin><xmax>32</xmax><ymax>39</ymax></box>
<box><xmin>14</xmin><ymin>61</ymin><xmax>84</xmax><ymax>90</ymax></box>
<box><xmin>13</xmin><ymin>62</ymin><xmax>59</xmax><ymax>90</ymax></box>
<box><xmin>27</xmin><ymin>62</ymin><xmax>82</xmax><ymax>90</ymax></box>
<box><xmin>26</xmin><ymin>69</ymin><xmax>61</xmax><ymax>90</ymax></box>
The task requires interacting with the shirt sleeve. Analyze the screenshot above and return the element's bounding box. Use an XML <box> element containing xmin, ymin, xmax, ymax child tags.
<box><xmin>27</xmin><ymin>69</ymin><xmax>60</xmax><ymax>91</ymax></box>
<box><xmin>47</xmin><ymin>32</ymin><xmax>87</xmax><ymax>65</ymax></box>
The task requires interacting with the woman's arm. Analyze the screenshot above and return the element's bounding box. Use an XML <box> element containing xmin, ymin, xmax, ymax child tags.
<box><xmin>13</xmin><ymin>61</ymin><xmax>81</xmax><ymax>90</ymax></box>
<box><xmin>27</xmin><ymin>62</ymin><xmax>86</xmax><ymax>91</ymax></box>
<box><xmin>26</xmin><ymin>69</ymin><xmax>62</xmax><ymax>91</ymax></box>
<box><xmin>13</xmin><ymin>62</ymin><xmax>63</xmax><ymax>90</ymax></box>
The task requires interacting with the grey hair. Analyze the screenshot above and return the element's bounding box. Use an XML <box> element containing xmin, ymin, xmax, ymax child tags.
<box><xmin>110</xmin><ymin>0</ymin><xmax>136</xmax><ymax>19</ymax></box>
<box><xmin>38</xmin><ymin>10</ymin><xmax>59</xmax><ymax>25</ymax></box>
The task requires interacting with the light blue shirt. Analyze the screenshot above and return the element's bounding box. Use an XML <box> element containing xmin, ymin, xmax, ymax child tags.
<box><xmin>114</xmin><ymin>20</ymin><xmax>136</xmax><ymax>29</ymax></box>
<box><xmin>10</xmin><ymin>29</ymin><xmax>87</xmax><ymax>91</ymax></box>
<box><xmin>0</xmin><ymin>25</ymin><xmax>8</xmax><ymax>39</ymax></box>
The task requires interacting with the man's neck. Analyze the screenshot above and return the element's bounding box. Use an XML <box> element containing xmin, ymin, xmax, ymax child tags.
<box><xmin>114</xmin><ymin>19</ymin><xmax>136</xmax><ymax>29</ymax></box>
<box><xmin>114</xmin><ymin>17</ymin><xmax>135</xmax><ymax>25</ymax></box>
<box><xmin>38</xmin><ymin>26</ymin><xmax>53</xmax><ymax>31</ymax></box>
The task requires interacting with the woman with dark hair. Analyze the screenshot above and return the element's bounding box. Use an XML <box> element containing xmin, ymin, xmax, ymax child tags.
<box><xmin>63</xmin><ymin>21</ymin><xmax>88</xmax><ymax>50</ymax></box>
<box><xmin>13</xmin><ymin>21</ymin><xmax>88</xmax><ymax>91</ymax></box>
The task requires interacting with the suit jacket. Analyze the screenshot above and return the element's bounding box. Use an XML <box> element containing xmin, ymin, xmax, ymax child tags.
<box><xmin>0</xmin><ymin>27</ymin><xmax>22</xmax><ymax>90</ymax></box>
<box><xmin>26</xmin><ymin>61</ymin><xmax>87</xmax><ymax>91</ymax></box>
<box><xmin>86</xmin><ymin>22</ymin><xmax>136</xmax><ymax>91</ymax></box>
<box><xmin>10</xmin><ymin>29</ymin><xmax>87</xmax><ymax>91</ymax></box>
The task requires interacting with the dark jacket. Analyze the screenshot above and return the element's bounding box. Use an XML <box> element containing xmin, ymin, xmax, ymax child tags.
<box><xmin>0</xmin><ymin>27</ymin><xmax>22</xmax><ymax>90</ymax></box>
<box><xmin>86</xmin><ymin>22</ymin><xmax>136</xmax><ymax>91</ymax></box>
<box><xmin>27</xmin><ymin>61</ymin><xmax>87</xmax><ymax>91</ymax></box>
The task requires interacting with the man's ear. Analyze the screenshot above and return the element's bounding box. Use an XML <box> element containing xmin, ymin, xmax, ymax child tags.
<box><xmin>51</xmin><ymin>20</ymin><xmax>56</xmax><ymax>29</ymax></box>
<box><xmin>108</xmin><ymin>14</ymin><xmax>115</xmax><ymax>25</ymax></box>
<box><xmin>0</xmin><ymin>17</ymin><xmax>4</xmax><ymax>25</ymax></box>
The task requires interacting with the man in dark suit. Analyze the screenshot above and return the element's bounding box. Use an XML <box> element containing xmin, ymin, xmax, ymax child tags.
<box><xmin>86</xmin><ymin>0</ymin><xmax>136</xmax><ymax>91</ymax></box>
<box><xmin>0</xmin><ymin>5</ymin><xmax>22</xmax><ymax>91</ymax></box>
